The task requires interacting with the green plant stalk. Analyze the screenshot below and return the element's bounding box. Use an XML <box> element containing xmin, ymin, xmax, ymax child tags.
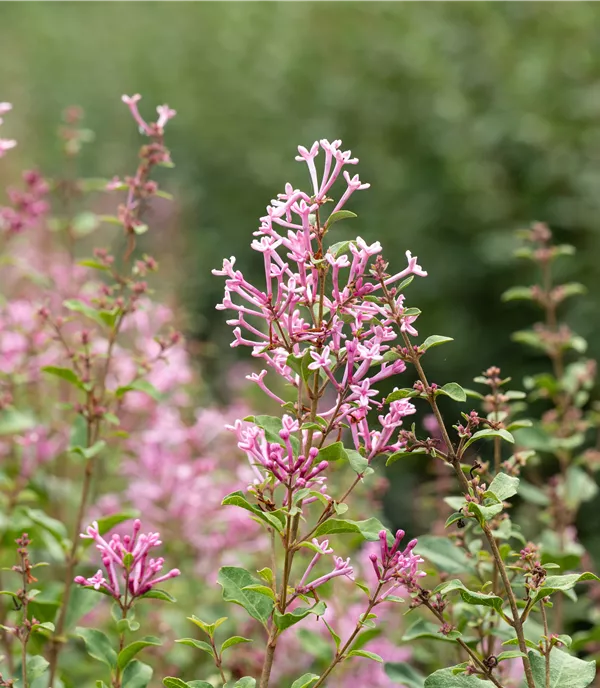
<box><xmin>392</xmin><ymin>323</ymin><xmax>537</xmax><ymax>688</ymax></box>
<box><xmin>540</xmin><ymin>602</ymin><xmax>551</xmax><ymax>688</ymax></box>
<box><xmin>48</xmin><ymin>311</ymin><xmax>126</xmax><ymax>688</ymax></box>
<box><xmin>422</xmin><ymin>598</ymin><xmax>505</xmax><ymax>687</ymax></box>
<box><xmin>311</xmin><ymin>581</ymin><xmax>385</xmax><ymax>688</ymax></box>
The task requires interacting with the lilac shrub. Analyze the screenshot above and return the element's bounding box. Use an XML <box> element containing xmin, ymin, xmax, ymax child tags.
<box><xmin>0</xmin><ymin>95</ymin><xmax>599</xmax><ymax>688</ymax></box>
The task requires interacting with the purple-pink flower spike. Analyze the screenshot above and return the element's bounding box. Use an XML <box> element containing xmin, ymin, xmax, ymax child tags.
<box><xmin>74</xmin><ymin>519</ymin><xmax>180</xmax><ymax>602</ymax></box>
<box><xmin>0</xmin><ymin>103</ymin><xmax>17</xmax><ymax>158</ymax></box>
<box><xmin>215</xmin><ymin>138</ymin><xmax>428</xmax><ymax>483</ymax></box>
<box><xmin>369</xmin><ymin>529</ymin><xmax>425</xmax><ymax>600</ymax></box>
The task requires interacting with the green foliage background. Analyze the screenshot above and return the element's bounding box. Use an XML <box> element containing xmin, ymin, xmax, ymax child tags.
<box><xmin>2</xmin><ymin>1</ymin><xmax>600</xmax><ymax>543</ymax></box>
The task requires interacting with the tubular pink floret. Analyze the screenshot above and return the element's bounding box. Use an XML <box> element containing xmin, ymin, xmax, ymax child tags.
<box><xmin>74</xmin><ymin>519</ymin><xmax>180</xmax><ymax>601</ymax></box>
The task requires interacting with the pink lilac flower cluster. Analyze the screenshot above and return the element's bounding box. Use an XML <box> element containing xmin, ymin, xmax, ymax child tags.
<box><xmin>0</xmin><ymin>169</ymin><xmax>49</xmax><ymax>235</ymax></box>
<box><xmin>74</xmin><ymin>519</ymin><xmax>180</xmax><ymax>601</ymax></box>
<box><xmin>270</xmin><ymin>540</ymin><xmax>411</xmax><ymax>685</ymax></box>
<box><xmin>228</xmin><ymin>415</ymin><xmax>329</xmax><ymax>504</ymax></box>
<box><xmin>111</xmin><ymin>403</ymin><xmax>264</xmax><ymax>575</ymax></box>
<box><xmin>107</xmin><ymin>95</ymin><xmax>176</xmax><ymax>241</ymax></box>
<box><xmin>214</xmin><ymin>139</ymin><xmax>426</xmax><ymax>479</ymax></box>
<box><xmin>0</xmin><ymin>102</ymin><xmax>16</xmax><ymax>158</ymax></box>
<box><xmin>369</xmin><ymin>529</ymin><xmax>426</xmax><ymax>598</ymax></box>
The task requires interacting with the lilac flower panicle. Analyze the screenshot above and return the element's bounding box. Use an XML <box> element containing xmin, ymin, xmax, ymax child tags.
<box><xmin>74</xmin><ymin>519</ymin><xmax>180</xmax><ymax>601</ymax></box>
<box><xmin>215</xmin><ymin>139</ymin><xmax>428</xmax><ymax>483</ymax></box>
<box><xmin>369</xmin><ymin>529</ymin><xmax>425</xmax><ymax>599</ymax></box>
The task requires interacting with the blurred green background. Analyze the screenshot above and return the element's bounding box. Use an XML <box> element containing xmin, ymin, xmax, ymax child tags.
<box><xmin>2</xmin><ymin>3</ymin><xmax>600</xmax><ymax>536</ymax></box>
<box><xmin>2</xmin><ymin>2</ymin><xmax>600</xmax><ymax>390</ymax></box>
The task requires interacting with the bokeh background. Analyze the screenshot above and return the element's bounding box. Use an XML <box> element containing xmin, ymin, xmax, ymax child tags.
<box><xmin>1</xmin><ymin>1</ymin><xmax>600</xmax><ymax>544</ymax></box>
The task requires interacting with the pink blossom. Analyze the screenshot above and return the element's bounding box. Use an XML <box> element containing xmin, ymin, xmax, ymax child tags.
<box><xmin>368</xmin><ymin>529</ymin><xmax>426</xmax><ymax>599</ymax></box>
<box><xmin>75</xmin><ymin>519</ymin><xmax>180</xmax><ymax>601</ymax></box>
<box><xmin>0</xmin><ymin>102</ymin><xmax>16</xmax><ymax>158</ymax></box>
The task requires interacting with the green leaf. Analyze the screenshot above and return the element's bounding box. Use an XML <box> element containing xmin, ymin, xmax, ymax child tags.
<box><xmin>384</xmin><ymin>663</ymin><xmax>425</xmax><ymax>687</ymax></box>
<box><xmin>462</xmin><ymin>428</ymin><xmax>515</xmax><ymax>451</ymax></box>
<box><xmin>175</xmin><ymin>638</ymin><xmax>214</xmax><ymax>656</ymax></box>
<box><xmin>222</xmin><ymin>491</ymin><xmax>285</xmax><ymax>532</ymax></box>
<box><xmin>328</xmin><ymin>240</ymin><xmax>352</xmax><ymax>258</ymax></box>
<box><xmin>323</xmin><ymin>619</ymin><xmax>341</xmax><ymax>650</ymax></box>
<box><xmin>318</xmin><ymin>441</ymin><xmax>346</xmax><ymax>462</ymax></box>
<box><xmin>24</xmin><ymin>508</ymin><xmax>68</xmax><ymax>543</ymax></box>
<box><xmin>496</xmin><ymin>651</ymin><xmax>528</xmax><ymax>661</ymax></box>
<box><xmin>217</xmin><ymin>566</ymin><xmax>273</xmax><ymax>625</ymax></box>
<box><xmin>115</xmin><ymin>379</ymin><xmax>162</xmax><ymax>402</ymax></box>
<box><xmin>69</xmin><ymin>440</ymin><xmax>106</xmax><ymax>460</ymax></box>
<box><xmin>518</xmin><ymin>480</ymin><xmax>550</xmax><ymax>506</ymax></box>
<box><xmin>532</xmin><ymin>572</ymin><xmax>600</xmax><ymax>605</ymax></box>
<box><xmin>0</xmin><ymin>407</ymin><xmax>37</xmax><ymax>435</ymax></box>
<box><xmin>79</xmin><ymin>259</ymin><xmax>110</xmax><ymax>271</ymax></box>
<box><xmin>485</xmin><ymin>472</ymin><xmax>520</xmax><ymax>502</ymax></box>
<box><xmin>386</xmin><ymin>448</ymin><xmax>427</xmax><ymax>466</ymax></box>
<box><xmin>556</xmin><ymin>634</ymin><xmax>573</xmax><ymax>648</ymax></box>
<box><xmin>501</xmin><ymin>286</ymin><xmax>534</xmax><ymax>302</ymax></box>
<box><xmin>65</xmin><ymin>585</ymin><xmax>102</xmax><ymax>630</ymax></box>
<box><xmin>257</xmin><ymin>568</ymin><xmax>273</xmax><ymax>585</ymax></box>
<box><xmin>290</xmin><ymin>674</ymin><xmax>320</xmax><ymax>688</ymax></box>
<box><xmin>80</xmin><ymin>511</ymin><xmax>139</xmax><ymax>548</ymax></box>
<box><xmin>437</xmin><ymin>383</ymin><xmax>466</xmax><ymax>402</ymax></box>
<box><xmin>286</xmin><ymin>350</ymin><xmax>314</xmax><ymax>383</ymax></box>
<box><xmin>564</xmin><ymin>466</ymin><xmax>599</xmax><ymax>510</ymax></box>
<box><xmin>243</xmin><ymin>414</ymin><xmax>301</xmax><ymax>453</ymax></box>
<box><xmin>529</xmin><ymin>648</ymin><xmax>596</xmax><ymax>687</ymax></box>
<box><xmin>402</xmin><ymin>619</ymin><xmax>462</xmax><ymax>644</ymax></box>
<box><xmin>137</xmin><ymin>588</ymin><xmax>176</xmax><ymax>603</ymax></box>
<box><xmin>73</xmin><ymin>211</ymin><xmax>100</xmax><ymax>236</ymax></box>
<box><xmin>558</xmin><ymin>282</ymin><xmax>587</xmax><ymax>300</ymax></box>
<box><xmin>63</xmin><ymin>298</ymin><xmax>106</xmax><ymax>327</ymax></box>
<box><xmin>27</xmin><ymin>655</ymin><xmax>50</xmax><ymax>682</ymax></box>
<box><xmin>313</xmin><ymin>517</ymin><xmax>386</xmax><ymax>542</ymax></box>
<box><xmin>41</xmin><ymin>366</ymin><xmax>84</xmax><ymax>389</ymax></box>
<box><xmin>76</xmin><ymin>627</ymin><xmax>117</xmax><ymax>668</ymax></box>
<box><xmin>325</xmin><ymin>209</ymin><xmax>357</xmax><ymax>228</ymax></box>
<box><xmin>226</xmin><ymin>679</ymin><xmax>256</xmax><ymax>688</ymax></box>
<box><xmin>186</xmin><ymin>615</ymin><xmax>227</xmax><ymax>637</ymax></box>
<box><xmin>221</xmin><ymin>636</ymin><xmax>253</xmax><ymax>653</ymax></box>
<box><xmin>415</xmin><ymin>535</ymin><xmax>475</xmax><ymax>574</ymax></box>
<box><xmin>122</xmin><ymin>660</ymin><xmax>153</xmax><ymax>688</ymax></box>
<box><xmin>0</xmin><ymin>591</ymin><xmax>19</xmax><ymax>601</ymax></box>
<box><xmin>274</xmin><ymin>601</ymin><xmax>326</xmax><ymax>631</ymax></box>
<box><xmin>242</xmin><ymin>584</ymin><xmax>276</xmax><ymax>600</ymax></box>
<box><xmin>385</xmin><ymin>388</ymin><xmax>420</xmax><ymax>403</ymax></box>
<box><xmin>346</xmin><ymin>649</ymin><xmax>383</xmax><ymax>662</ymax></box>
<box><xmin>118</xmin><ymin>637</ymin><xmax>162</xmax><ymax>670</ymax></box>
<box><xmin>344</xmin><ymin>448</ymin><xmax>373</xmax><ymax>475</ymax></box>
<box><xmin>420</xmin><ymin>335</ymin><xmax>454</xmax><ymax>351</ymax></box>
<box><xmin>163</xmin><ymin>680</ymin><xmax>189</xmax><ymax>688</ymax></box>
<box><xmin>424</xmin><ymin>668</ymin><xmax>494</xmax><ymax>687</ymax></box>
<box><xmin>437</xmin><ymin>579</ymin><xmax>504</xmax><ymax>613</ymax></box>
<box><xmin>116</xmin><ymin>618</ymin><xmax>141</xmax><ymax>633</ymax></box>
<box><xmin>467</xmin><ymin>501</ymin><xmax>503</xmax><ymax>523</ymax></box>
<box><xmin>444</xmin><ymin>512</ymin><xmax>465</xmax><ymax>528</ymax></box>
